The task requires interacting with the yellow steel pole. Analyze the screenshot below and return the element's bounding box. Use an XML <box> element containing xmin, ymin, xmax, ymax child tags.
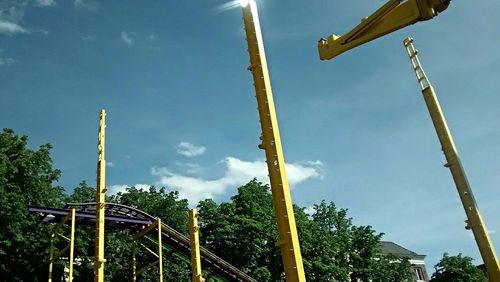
<box><xmin>404</xmin><ymin>37</ymin><xmax>500</xmax><ymax>281</ymax></box>
<box><xmin>241</xmin><ymin>1</ymin><xmax>305</xmax><ymax>281</ymax></box>
<box><xmin>132</xmin><ymin>239</ymin><xmax>137</xmax><ymax>282</ymax></box>
<box><xmin>95</xmin><ymin>109</ymin><xmax>106</xmax><ymax>282</ymax></box>
<box><xmin>48</xmin><ymin>233</ymin><xmax>55</xmax><ymax>282</ymax></box>
<box><xmin>157</xmin><ymin>218</ymin><xmax>163</xmax><ymax>282</ymax></box>
<box><xmin>189</xmin><ymin>209</ymin><xmax>203</xmax><ymax>282</ymax></box>
<box><xmin>68</xmin><ymin>208</ymin><xmax>76</xmax><ymax>282</ymax></box>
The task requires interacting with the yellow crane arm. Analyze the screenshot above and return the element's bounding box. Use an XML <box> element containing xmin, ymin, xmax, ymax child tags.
<box><xmin>318</xmin><ymin>0</ymin><xmax>450</xmax><ymax>60</ymax></box>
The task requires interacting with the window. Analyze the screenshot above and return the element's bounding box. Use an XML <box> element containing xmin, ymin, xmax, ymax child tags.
<box><xmin>415</xmin><ymin>267</ymin><xmax>425</xmax><ymax>281</ymax></box>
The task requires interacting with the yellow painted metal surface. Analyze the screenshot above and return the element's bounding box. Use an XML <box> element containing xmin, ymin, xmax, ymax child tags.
<box><xmin>158</xmin><ymin>218</ymin><xmax>163</xmax><ymax>281</ymax></box>
<box><xmin>241</xmin><ymin>1</ymin><xmax>306</xmax><ymax>281</ymax></box>
<box><xmin>134</xmin><ymin>220</ymin><xmax>160</xmax><ymax>240</ymax></box>
<box><xmin>404</xmin><ymin>37</ymin><xmax>500</xmax><ymax>282</ymax></box>
<box><xmin>69</xmin><ymin>208</ymin><xmax>76</xmax><ymax>281</ymax></box>
<box><xmin>48</xmin><ymin>208</ymin><xmax>76</xmax><ymax>282</ymax></box>
<box><xmin>48</xmin><ymin>234</ymin><xmax>54</xmax><ymax>282</ymax></box>
<box><xmin>189</xmin><ymin>209</ymin><xmax>204</xmax><ymax>282</ymax></box>
<box><xmin>318</xmin><ymin>0</ymin><xmax>450</xmax><ymax>60</ymax></box>
<box><xmin>95</xmin><ymin>109</ymin><xmax>106</xmax><ymax>282</ymax></box>
<box><xmin>132</xmin><ymin>240</ymin><xmax>137</xmax><ymax>282</ymax></box>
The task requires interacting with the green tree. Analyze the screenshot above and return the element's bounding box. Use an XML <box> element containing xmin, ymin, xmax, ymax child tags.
<box><xmin>198</xmin><ymin>179</ymin><xmax>280</xmax><ymax>281</ymax></box>
<box><xmin>0</xmin><ymin>128</ymin><xmax>65</xmax><ymax>280</ymax></box>
<box><xmin>0</xmin><ymin>128</ymin><xmax>419</xmax><ymax>282</ymax></box>
<box><xmin>300</xmin><ymin>201</ymin><xmax>413</xmax><ymax>281</ymax></box>
<box><xmin>310</xmin><ymin>201</ymin><xmax>382</xmax><ymax>281</ymax></box>
<box><xmin>117</xmin><ymin>186</ymin><xmax>189</xmax><ymax>234</ymax></box>
<box><xmin>198</xmin><ymin>180</ymin><xmax>413</xmax><ymax>282</ymax></box>
<box><xmin>65</xmin><ymin>184</ymin><xmax>191</xmax><ymax>281</ymax></box>
<box><xmin>113</xmin><ymin>186</ymin><xmax>191</xmax><ymax>281</ymax></box>
<box><xmin>371</xmin><ymin>253</ymin><xmax>413</xmax><ymax>282</ymax></box>
<box><xmin>63</xmin><ymin>182</ymin><xmax>97</xmax><ymax>281</ymax></box>
<box><xmin>431</xmin><ymin>253</ymin><xmax>488</xmax><ymax>282</ymax></box>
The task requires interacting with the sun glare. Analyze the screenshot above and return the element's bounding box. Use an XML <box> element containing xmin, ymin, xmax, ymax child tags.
<box><xmin>215</xmin><ymin>0</ymin><xmax>249</xmax><ymax>13</ymax></box>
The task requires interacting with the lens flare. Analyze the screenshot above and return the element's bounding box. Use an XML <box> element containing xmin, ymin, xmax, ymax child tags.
<box><xmin>214</xmin><ymin>0</ymin><xmax>248</xmax><ymax>13</ymax></box>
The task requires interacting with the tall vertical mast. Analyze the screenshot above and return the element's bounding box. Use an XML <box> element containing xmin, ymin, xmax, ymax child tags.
<box><xmin>404</xmin><ymin>38</ymin><xmax>500</xmax><ymax>281</ymax></box>
<box><xmin>95</xmin><ymin>109</ymin><xmax>106</xmax><ymax>282</ymax></box>
<box><xmin>189</xmin><ymin>209</ymin><xmax>203</xmax><ymax>282</ymax></box>
<box><xmin>241</xmin><ymin>1</ymin><xmax>305</xmax><ymax>281</ymax></box>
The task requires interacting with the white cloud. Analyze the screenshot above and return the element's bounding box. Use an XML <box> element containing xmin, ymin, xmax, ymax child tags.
<box><xmin>303</xmin><ymin>206</ymin><xmax>316</xmax><ymax>216</ymax></box>
<box><xmin>151</xmin><ymin>157</ymin><xmax>323</xmax><ymax>205</ymax></box>
<box><xmin>0</xmin><ymin>5</ymin><xmax>25</xmax><ymax>23</ymax></box>
<box><xmin>74</xmin><ymin>0</ymin><xmax>98</xmax><ymax>11</ymax></box>
<box><xmin>107</xmin><ymin>183</ymin><xmax>150</xmax><ymax>195</ymax></box>
<box><xmin>81</xmin><ymin>34</ymin><xmax>94</xmax><ymax>41</ymax></box>
<box><xmin>106</xmin><ymin>162</ymin><xmax>114</xmax><ymax>167</ymax></box>
<box><xmin>176</xmin><ymin>142</ymin><xmax>206</xmax><ymax>157</ymax></box>
<box><xmin>0</xmin><ymin>57</ymin><xmax>14</xmax><ymax>66</ymax></box>
<box><xmin>0</xmin><ymin>21</ymin><xmax>27</xmax><ymax>34</ymax></box>
<box><xmin>121</xmin><ymin>31</ymin><xmax>134</xmax><ymax>47</ymax></box>
<box><xmin>35</xmin><ymin>0</ymin><xmax>56</xmax><ymax>7</ymax></box>
<box><xmin>176</xmin><ymin>162</ymin><xmax>203</xmax><ymax>174</ymax></box>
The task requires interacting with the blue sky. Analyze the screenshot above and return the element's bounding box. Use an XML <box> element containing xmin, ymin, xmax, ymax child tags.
<box><xmin>1</xmin><ymin>0</ymin><xmax>499</xmax><ymax>271</ymax></box>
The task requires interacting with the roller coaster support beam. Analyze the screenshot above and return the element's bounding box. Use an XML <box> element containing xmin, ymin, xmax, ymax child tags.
<box><xmin>318</xmin><ymin>0</ymin><xmax>450</xmax><ymax>60</ymax></box>
<box><xmin>189</xmin><ymin>209</ymin><xmax>204</xmax><ymax>282</ymax></box>
<box><xmin>241</xmin><ymin>1</ymin><xmax>305</xmax><ymax>281</ymax></box>
<box><xmin>132</xmin><ymin>219</ymin><xmax>163</xmax><ymax>281</ymax></box>
<box><xmin>48</xmin><ymin>208</ymin><xmax>76</xmax><ymax>282</ymax></box>
<box><xmin>95</xmin><ymin>109</ymin><xmax>107</xmax><ymax>282</ymax></box>
<box><xmin>404</xmin><ymin>37</ymin><xmax>500</xmax><ymax>282</ymax></box>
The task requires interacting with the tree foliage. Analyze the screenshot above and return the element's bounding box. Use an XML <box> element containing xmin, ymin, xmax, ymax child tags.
<box><xmin>1</xmin><ymin>129</ymin><xmax>420</xmax><ymax>281</ymax></box>
<box><xmin>431</xmin><ymin>253</ymin><xmax>488</xmax><ymax>282</ymax></box>
<box><xmin>0</xmin><ymin>128</ymin><xmax>65</xmax><ymax>280</ymax></box>
<box><xmin>198</xmin><ymin>180</ymin><xmax>414</xmax><ymax>282</ymax></box>
<box><xmin>66</xmin><ymin>184</ymin><xmax>191</xmax><ymax>281</ymax></box>
<box><xmin>198</xmin><ymin>180</ymin><xmax>280</xmax><ymax>281</ymax></box>
<box><xmin>371</xmin><ymin>253</ymin><xmax>414</xmax><ymax>282</ymax></box>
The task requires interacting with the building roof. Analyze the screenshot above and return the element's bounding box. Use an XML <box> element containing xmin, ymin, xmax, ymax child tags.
<box><xmin>380</xmin><ymin>241</ymin><xmax>426</xmax><ymax>261</ymax></box>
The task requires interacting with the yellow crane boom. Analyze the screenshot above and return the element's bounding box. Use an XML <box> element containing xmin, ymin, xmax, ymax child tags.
<box><xmin>318</xmin><ymin>0</ymin><xmax>450</xmax><ymax>60</ymax></box>
<box><xmin>404</xmin><ymin>37</ymin><xmax>500</xmax><ymax>282</ymax></box>
<box><xmin>241</xmin><ymin>1</ymin><xmax>306</xmax><ymax>281</ymax></box>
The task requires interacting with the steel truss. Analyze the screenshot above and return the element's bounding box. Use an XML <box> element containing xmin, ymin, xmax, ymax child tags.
<box><xmin>48</xmin><ymin>208</ymin><xmax>76</xmax><ymax>282</ymax></box>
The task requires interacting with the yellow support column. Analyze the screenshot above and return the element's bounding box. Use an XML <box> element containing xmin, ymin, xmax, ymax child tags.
<box><xmin>132</xmin><ymin>220</ymin><xmax>163</xmax><ymax>280</ymax></box>
<box><xmin>48</xmin><ymin>208</ymin><xmax>76</xmax><ymax>282</ymax></box>
<box><xmin>132</xmin><ymin>240</ymin><xmax>137</xmax><ymax>282</ymax></box>
<box><xmin>189</xmin><ymin>209</ymin><xmax>203</xmax><ymax>282</ymax></box>
<box><xmin>68</xmin><ymin>208</ymin><xmax>76</xmax><ymax>282</ymax></box>
<box><xmin>95</xmin><ymin>109</ymin><xmax>106</xmax><ymax>282</ymax></box>
<box><xmin>241</xmin><ymin>1</ymin><xmax>305</xmax><ymax>281</ymax></box>
<box><xmin>157</xmin><ymin>218</ymin><xmax>163</xmax><ymax>282</ymax></box>
<box><xmin>404</xmin><ymin>38</ymin><xmax>500</xmax><ymax>281</ymax></box>
<box><xmin>48</xmin><ymin>233</ymin><xmax>55</xmax><ymax>282</ymax></box>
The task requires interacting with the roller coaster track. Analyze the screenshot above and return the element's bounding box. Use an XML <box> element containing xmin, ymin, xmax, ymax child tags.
<box><xmin>28</xmin><ymin>202</ymin><xmax>257</xmax><ymax>282</ymax></box>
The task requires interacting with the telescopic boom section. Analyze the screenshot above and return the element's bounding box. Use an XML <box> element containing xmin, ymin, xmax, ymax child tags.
<box><xmin>403</xmin><ymin>38</ymin><xmax>500</xmax><ymax>282</ymax></box>
<box><xmin>95</xmin><ymin>109</ymin><xmax>106</xmax><ymax>282</ymax></box>
<box><xmin>318</xmin><ymin>0</ymin><xmax>450</xmax><ymax>60</ymax></box>
<box><xmin>241</xmin><ymin>1</ymin><xmax>306</xmax><ymax>281</ymax></box>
